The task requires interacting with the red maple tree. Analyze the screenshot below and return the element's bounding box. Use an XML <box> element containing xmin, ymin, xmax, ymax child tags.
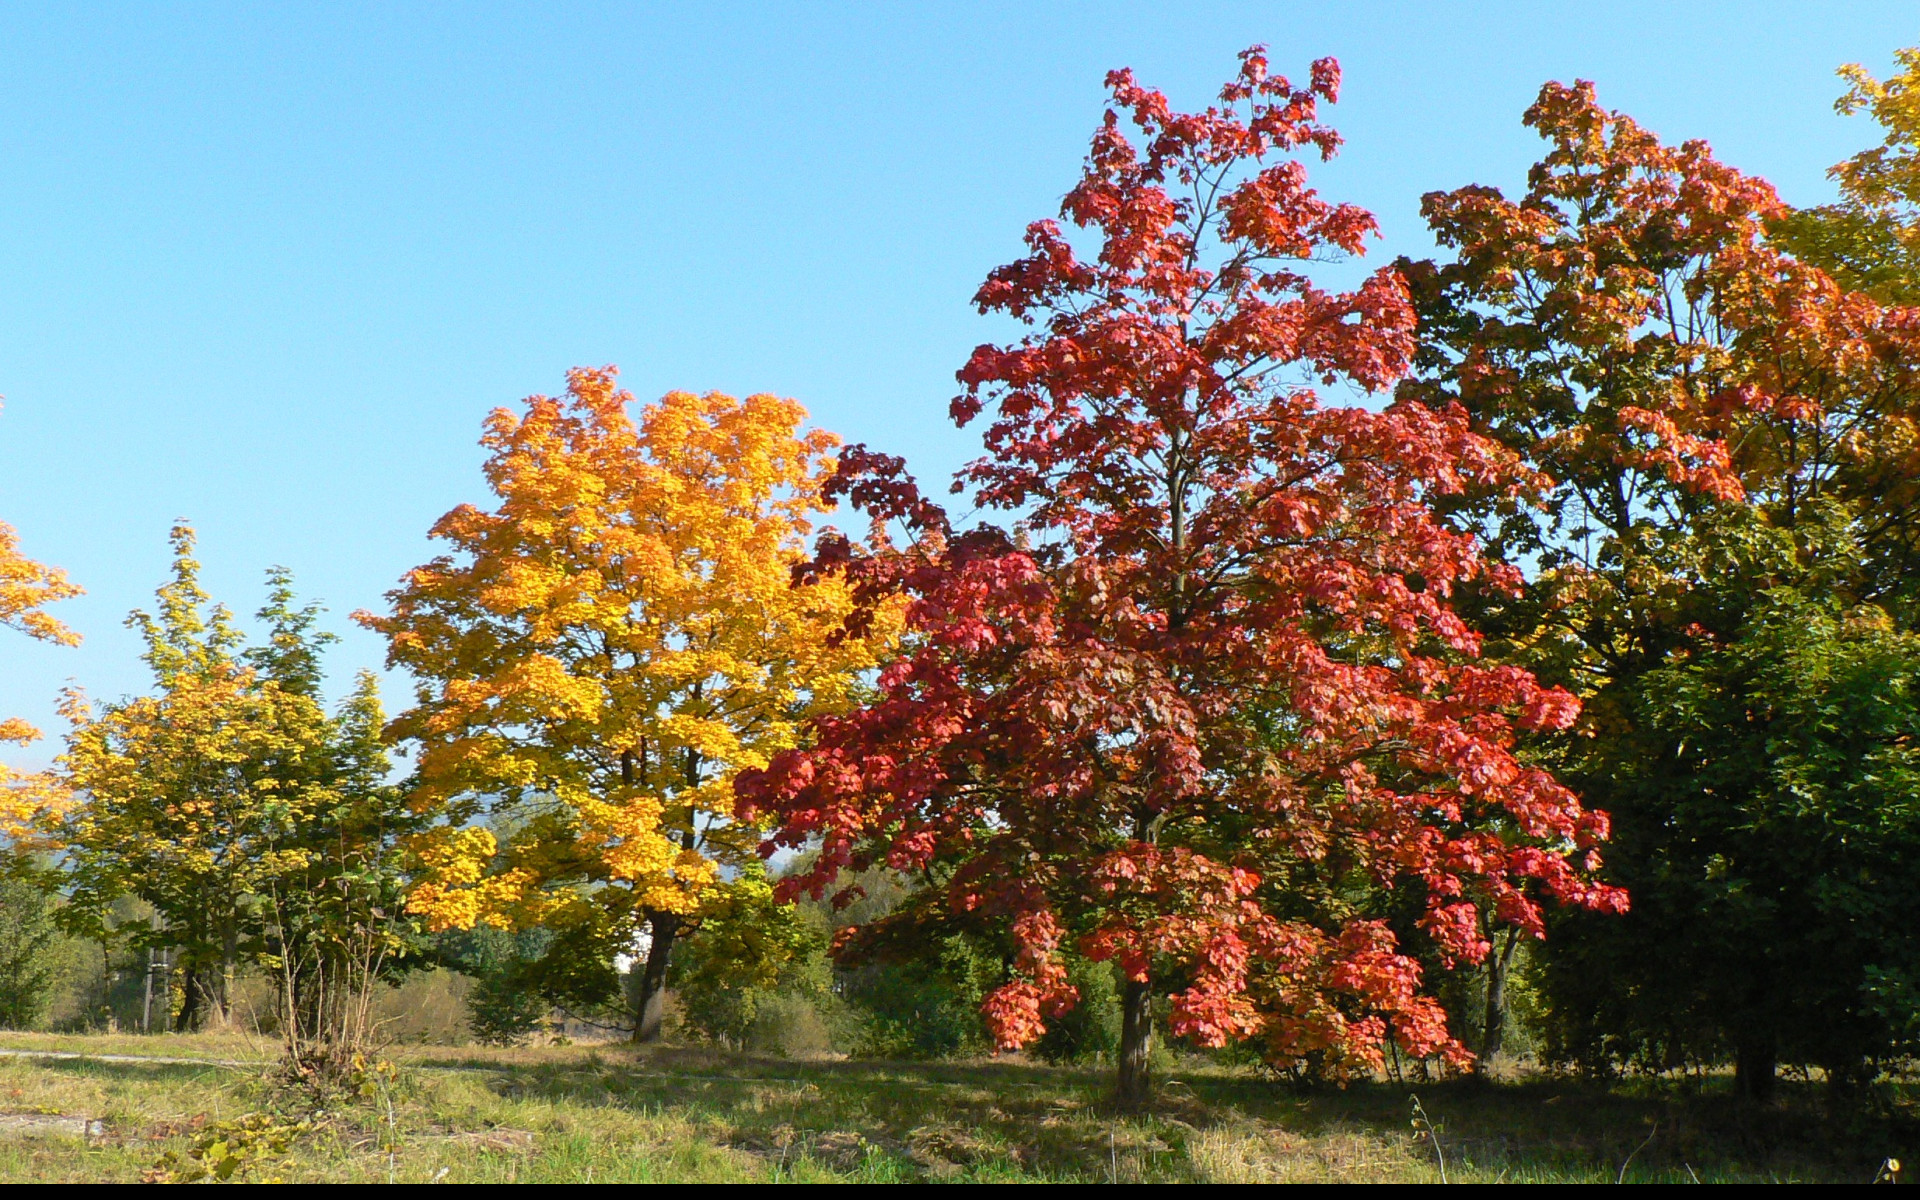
<box><xmin>738</xmin><ymin>48</ymin><xmax>1624</xmax><ymax>1103</ymax></box>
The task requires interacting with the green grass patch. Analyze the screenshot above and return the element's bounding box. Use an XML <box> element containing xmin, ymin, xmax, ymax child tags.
<box><xmin>0</xmin><ymin>1035</ymin><xmax>1909</xmax><ymax>1182</ymax></box>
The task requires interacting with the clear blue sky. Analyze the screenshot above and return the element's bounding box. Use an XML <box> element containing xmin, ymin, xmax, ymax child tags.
<box><xmin>1</xmin><ymin>2</ymin><xmax>1914</xmax><ymax>754</ymax></box>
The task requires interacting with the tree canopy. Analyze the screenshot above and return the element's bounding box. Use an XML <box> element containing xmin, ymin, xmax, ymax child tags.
<box><xmin>364</xmin><ymin>370</ymin><xmax>895</xmax><ymax>1040</ymax></box>
<box><xmin>741</xmin><ymin>49</ymin><xmax>1623</xmax><ymax>1104</ymax></box>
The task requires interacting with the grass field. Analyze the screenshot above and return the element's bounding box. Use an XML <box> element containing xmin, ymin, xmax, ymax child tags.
<box><xmin>0</xmin><ymin>1032</ymin><xmax>1911</xmax><ymax>1183</ymax></box>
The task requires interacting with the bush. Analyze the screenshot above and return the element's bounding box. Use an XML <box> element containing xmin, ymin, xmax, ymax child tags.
<box><xmin>372</xmin><ymin>969</ymin><xmax>475</xmax><ymax>1044</ymax></box>
<box><xmin>1030</xmin><ymin>955</ymin><xmax>1123</xmax><ymax>1064</ymax></box>
<box><xmin>840</xmin><ymin>934</ymin><xmax>998</xmax><ymax>1060</ymax></box>
<box><xmin>745</xmin><ymin>992</ymin><xmax>841</xmax><ymax>1059</ymax></box>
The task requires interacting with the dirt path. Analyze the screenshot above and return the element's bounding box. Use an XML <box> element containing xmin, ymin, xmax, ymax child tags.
<box><xmin>0</xmin><ymin>1047</ymin><xmax>259</xmax><ymax>1070</ymax></box>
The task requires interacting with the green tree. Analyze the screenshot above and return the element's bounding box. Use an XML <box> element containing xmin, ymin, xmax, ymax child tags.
<box><xmin>1539</xmin><ymin>510</ymin><xmax>1920</xmax><ymax>1090</ymax></box>
<box><xmin>61</xmin><ymin>528</ymin><xmax>419</xmax><ymax>1076</ymax></box>
<box><xmin>62</xmin><ymin>526</ymin><xmax>288</xmax><ymax>1027</ymax></box>
<box><xmin>434</xmin><ymin>924</ymin><xmax>553</xmax><ymax>1045</ymax></box>
<box><xmin>1402</xmin><ymin>72</ymin><xmax>1920</xmax><ymax>1097</ymax></box>
<box><xmin>0</xmin><ymin>856</ymin><xmax>60</xmax><ymax>1029</ymax></box>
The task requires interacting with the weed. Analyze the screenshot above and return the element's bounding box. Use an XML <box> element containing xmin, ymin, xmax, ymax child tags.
<box><xmin>142</xmin><ymin>1111</ymin><xmax>310</xmax><ymax>1183</ymax></box>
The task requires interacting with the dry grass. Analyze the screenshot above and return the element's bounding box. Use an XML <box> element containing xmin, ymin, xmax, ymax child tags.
<box><xmin>0</xmin><ymin>1034</ymin><xmax>1910</xmax><ymax>1183</ymax></box>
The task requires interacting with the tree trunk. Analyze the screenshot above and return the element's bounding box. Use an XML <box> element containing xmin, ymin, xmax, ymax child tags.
<box><xmin>630</xmin><ymin>911</ymin><xmax>679</xmax><ymax>1044</ymax></box>
<box><xmin>1478</xmin><ymin>928</ymin><xmax>1520</xmax><ymax>1070</ymax></box>
<box><xmin>216</xmin><ymin>923</ymin><xmax>238</xmax><ymax>1030</ymax></box>
<box><xmin>1117</xmin><ymin>975</ymin><xmax>1154</xmax><ymax>1108</ymax></box>
<box><xmin>1734</xmin><ymin>1036</ymin><xmax>1776</xmax><ymax>1103</ymax></box>
<box><xmin>175</xmin><ymin>965</ymin><xmax>203</xmax><ymax>1032</ymax></box>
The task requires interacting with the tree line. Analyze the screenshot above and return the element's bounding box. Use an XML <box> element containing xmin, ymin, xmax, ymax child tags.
<box><xmin>3</xmin><ymin>43</ymin><xmax>1919</xmax><ymax>1106</ymax></box>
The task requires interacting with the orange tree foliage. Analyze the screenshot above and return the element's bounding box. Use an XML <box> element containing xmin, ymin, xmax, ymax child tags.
<box><xmin>0</xmin><ymin>518</ymin><xmax>81</xmax><ymax>843</ymax></box>
<box><xmin>1403</xmin><ymin>77</ymin><xmax>1920</xmax><ymax>639</ymax></box>
<box><xmin>361</xmin><ymin>369</ymin><xmax>892</xmax><ymax>1038</ymax></box>
<box><xmin>738</xmin><ymin>49</ymin><xmax>1623</xmax><ymax>1102</ymax></box>
<box><xmin>1401</xmin><ymin>75</ymin><xmax>1920</xmax><ymax>1091</ymax></box>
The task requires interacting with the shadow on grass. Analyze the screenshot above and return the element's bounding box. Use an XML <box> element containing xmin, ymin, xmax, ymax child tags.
<box><xmin>467</xmin><ymin>1052</ymin><xmax>1121</xmax><ymax>1178</ymax></box>
<box><xmin>20</xmin><ymin>1058</ymin><xmax>253</xmax><ymax>1088</ymax></box>
<box><xmin>457</xmin><ymin>1049</ymin><xmax>1917</xmax><ymax>1183</ymax></box>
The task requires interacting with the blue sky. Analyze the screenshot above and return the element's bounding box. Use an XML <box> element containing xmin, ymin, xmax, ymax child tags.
<box><xmin>1</xmin><ymin>2</ymin><xmax>1914</xmax><ymax>752</ymax></box>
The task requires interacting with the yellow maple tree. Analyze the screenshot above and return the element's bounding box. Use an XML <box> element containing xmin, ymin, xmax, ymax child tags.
<box><xmin>0</xmin><ymin>518</ymin><xmax>81</xmax><ymax>842</ymax></box>
<box><xmin>360</xmin><ymin>367</ymin><xmax>893</xmax><ymax>1040</ymax></box>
